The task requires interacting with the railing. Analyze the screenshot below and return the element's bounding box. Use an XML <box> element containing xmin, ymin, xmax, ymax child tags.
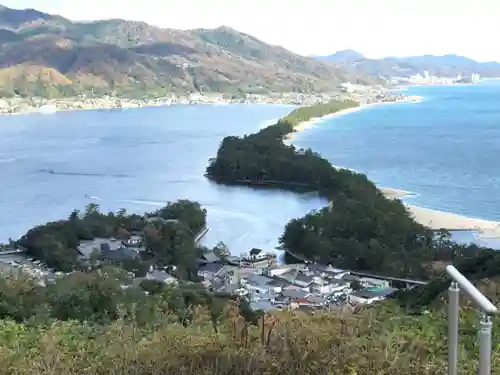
<box><xmin>446</xmin><ymin>265</ymin><xmax>498</xmax><ymax>375</ymax></box>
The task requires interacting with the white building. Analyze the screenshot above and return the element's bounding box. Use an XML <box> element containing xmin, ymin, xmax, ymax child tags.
<box><xmin>348</xmin><ymin>287</ymin><xmax>398</xmax><ymax>305</ymax></box>
<box><xmin>188</xmin><ymin>92</ymin><xmax>202</xmax><ymax>102</ymax></box>
<box><xmin>340</xmin><ymin>82</ymin><xmax>354</xmax><ymax>93</ymax></box>
<box><xmin>240</xmin><ymin>249</ymin><xmax>276</xmax><ymax>268</ymax></box>
<box><xmin>349</xmin><ymin>291</ymin><xmax>384</xmax><ymax>305</ymax></box>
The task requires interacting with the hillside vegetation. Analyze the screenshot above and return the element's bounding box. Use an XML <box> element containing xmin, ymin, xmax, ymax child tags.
<box><xmin>2</xmin><ymin>193</ymin><xmax>500</xmax><ymax>374</ymax></box>
<box><xmin>0</xmin><ymin>281</ymin><xmax>499</xmax><ymax>375</ymax></box>
<box><xmin>0</xmin><ymin>6</ymin><xmax>379</xmax><ymax>97</ymax></box>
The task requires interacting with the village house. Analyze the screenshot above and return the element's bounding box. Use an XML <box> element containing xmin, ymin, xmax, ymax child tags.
<box><xmin>294</xmin><ymin>273</ymin><xmax>314</xmax><ymax>288</ymax></box>
<box><xmin>100</xmin><ymin>247</ymin><xmax>141</xmax><ymax>262</ymax></box>
<box><xmin>348</xmin><ymin>287</ymin><xmax>397</xmax><ymax>305</ymax></box>
<box><xmin>281</xmin><ymin>288</ymin><xmax>310</xmax><ymax>301</ymax></box>
<box><xmin>242</xmin><ymin>274</ymin><xmax>283</xmax><ymax>295</ymax></box>
<box><xmin>123</xmin><ymin>235</ymin><xmax>143</xmax><ymax>247</ymax></box>
<box><xmin>217</xmin><ymin>266</ymin><xmax>239</xmax><ymax>284</ymax></box>
<box><xmin>77</xmin><ymin>238</ymin><xmax>142</xmax><ymax>262</ymax></box>
<box><xmin>289</xmin><ymin>296</ymin><xmax>329</xmax><ymax>310</ymax></box>
<box><xmin>268</xmin><ymin>265</ymin><xmax>292</xmax><ymax>277</ymax></box>
<box><xmin>277</xmin><ymin>269</ymin><xmax>318</xmax><ymax>289</ymax></box>
<box><xmin>309</xmin><ymin>278</ymin><xmax>351</xmax><ymax>295</ymax></box>
<box><xmin>225</xmin><ymin>255</ymin><xmax>241</xmax><ymax>265</ymax></box>
<box><xmin>197</xmin><ymin>262</ymin><xmax>226</xmax><ymax>281</ymax></box>
<box><xmin>240</xmin><ymin>248</ymin><xmax>276</xmax><ymax>268</ymax></box>
<box><xmin>304</xmin><ymin>264</ymin><xmax>352</xmax><ymax>280</ymax></box>
<box><xmin>359</xmin><ymin>277</ymin><xmax>390</xmax><ymax>288</ymax></box>
<box><xmin>276</xmin><ymin>269</ymin><xmax>299</xmax><ymax>284</ymax></box>
<box><xmin>339</xmin><ymin>273</ymin><xmax>361</xmax><ymax>284</ymax></box>
<box><xmin>198</xmin><ymin>252</ymin><xmax>221</xmax><ymax>264</ymax></box>
<box><xmin>289</xmin><ymin>294</ymin><xmax>327</xmax><ymax>310</ymax></box>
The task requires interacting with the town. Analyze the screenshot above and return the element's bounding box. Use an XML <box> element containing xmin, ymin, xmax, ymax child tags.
<box><xmin>391</xmin><ymin>71</ymin><xmax>481</xmax><ymax>85</ymax></box>
<box><xmin>0</xmin><ymin>229</ymin><xmax>424</xmax><ymax>313</ymax></box>
<box><xmin>0</xmin><ymin>84</ymin><xmax>419</xmax><ymax>116</ymax></box>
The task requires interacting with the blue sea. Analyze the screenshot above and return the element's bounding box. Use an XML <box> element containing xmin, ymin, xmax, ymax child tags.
<box><xmin>0</xmin><ymin>104</ymin><xmax>326</xmax><ymax>253</ymax></box>
<box><xmin>293</xmin><ymin>80</ymin><xmax>500</xmax><ymax>248</ymax></box>
<box><xmin>1</xmin><ymin>82</ymin><xmax>500</xmax><ymax>252</ymax></box>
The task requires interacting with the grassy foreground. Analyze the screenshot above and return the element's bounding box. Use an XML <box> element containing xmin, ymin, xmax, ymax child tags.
<box><xmin>0</xmin><ymin>297</ymin><xmax>498</xmax><ymax>375</ymax></box>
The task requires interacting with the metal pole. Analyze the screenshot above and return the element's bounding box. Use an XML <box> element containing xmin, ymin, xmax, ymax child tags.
<box><xmin>479</xmin><ymin>313</ymin><xmax>493</xmax><ymax>375</ymax></box>
<box><xmin>448</xmin><ymin>281</ymin><xmax>459</xmax><ymax>375</ymax></box>
<box><xmin>446</xmin><ymin>266</ymin><xmax>497</xmax><ymax>315</ymax></box>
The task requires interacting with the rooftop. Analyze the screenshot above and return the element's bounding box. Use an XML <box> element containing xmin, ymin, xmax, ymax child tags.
<box><xmin>249</xmin><ymin>248</ymin><xmax>263</xmax><ymax>256</ymax></box>
<box><xmin>351</xmin><ymin>287</ymin><xmax>397</xmax><ymax>299</ymax></box>
<box><xmin>282</xmin><ymin>289</ymin><xmax>309</xmax><ymax>300</ymax></box>
<box><xmin>199</xmin><ymin>252</ymin><xmax>220</xmax><ymax>264</ymax></box>
<box><xmin>246</xmin><ymin>274</ymin><xmax>274</xmax><ymax>286</ymax></box>
<box><xmin>198</xmin><ymin>262</ymin><xmax>225</xmax><ymax>275</ymax></box>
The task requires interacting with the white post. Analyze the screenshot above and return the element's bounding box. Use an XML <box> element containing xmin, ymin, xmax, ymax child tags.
<box><xmin>479</xmin><ymin>313</ymin><xmax>493</xmax><ymax>375</ymax></box>
<box><xmin>448</xmin><ymin>281</ymin><xmax>459</xmax><ymax>375</ymax></box>
<box><xmin>446</xmin><ymin>266</ymin><xmax>497</xmax><ymax>375</ymax></box>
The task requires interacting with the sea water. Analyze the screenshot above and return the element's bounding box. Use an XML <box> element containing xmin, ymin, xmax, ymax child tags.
<box><xmin>292</xmin><ymin>80</ymin><xmax>500</xmax><ymax>249</ymax></box>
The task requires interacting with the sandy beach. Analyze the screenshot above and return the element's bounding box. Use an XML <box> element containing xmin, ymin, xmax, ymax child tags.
<box><xmin>380</xmin><ymin>187</ymin><xmax>500</xmax><ymax>239</ymax></box>
<box><xmin>286</xmin><ymin>96</ymin><xmax>423</xmax><ymax>141</ymax></box>
<box><xmin>286</xmin><ymin>106</ymin><xmax>364</xmax><ymax>139</ymax></box>
<box><xmin>379</xmin><ymin>187</ymin><xmax>412</xmax><ymax>200</ymax></box>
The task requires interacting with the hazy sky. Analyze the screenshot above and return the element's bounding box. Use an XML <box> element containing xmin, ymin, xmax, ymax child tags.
<box><xmin>4</xmin><ymin>0</ymin><xmax>500</xmax><ymax>61</ymax></box>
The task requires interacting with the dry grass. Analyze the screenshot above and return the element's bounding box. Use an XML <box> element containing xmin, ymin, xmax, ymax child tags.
<box><xmin>0</xmin><ymin>300</ymin><xmax>496</xmax><ymax>375</ymax></box>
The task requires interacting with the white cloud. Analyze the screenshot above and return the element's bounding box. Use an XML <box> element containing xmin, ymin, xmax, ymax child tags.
<box><xmin>3</xmin><ymin>0</ymin><xmax>500</xmax><ymax>61</ymax></box>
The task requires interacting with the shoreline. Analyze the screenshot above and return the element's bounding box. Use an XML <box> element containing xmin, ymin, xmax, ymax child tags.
<box><xmin>283</xmin><ymin>97</ymin><xmax>500</xmax><ymax>240</ymax></box>
<box><xmin>380</xmin><ymin>187</ymin><xmax>500</xmax><ymax>240</ymax></box>
<box><xmin>286</xmin><ymin>96</ymin><xmax>423</xmax><ymax>140</ymax></box>
<box><xmin>0</xmin><ymin>102</ymin><xmax>177</xmax><ymax>117</ymax></box>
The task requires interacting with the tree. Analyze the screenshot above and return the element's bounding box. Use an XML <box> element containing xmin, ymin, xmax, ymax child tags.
<box><xmin>434</xmin><ymin>229</ymin><xmax>453</xmax><ymax>260</ymax></box>
<box><xmin>212</xmin><ymin>241</ymin><xmax>230</xmax><ymax>259</ymax></box>
<box><xmin>121</xmin><ymin>257</ymin><xmax>149</xmax><ymax>277</ymax></box>
<box><xmin>46</xmin><ymin>271</ymin><xmax>122</xmax><ymax>323</ymax></box>
<box><xmin>84</xmin><ymin>203</ymin><xmax>100</xmax><ymax>219</ymax></box>
<box><xmin>351</xmin><ymin>279</ymin><xmax>362</xmax><ymax>291</ymax></box>
<box><xmin>153</xmin><ymin>200</ymin><xmax>207</xmax><ymax>235</ymax></box>
<box><xmin>116</xmin><ymin>227</ymin><xmax>131</xmax><ymax>240</ymax></box>
<box><xmin>143</xmin><ymin>220</ymin><xmax>198</xmax><ymax>280</ymax></box>
<box><xmin>88</xmin><ymin>249</ymin><xmax>102</xmax><ymax>269</ymax></box>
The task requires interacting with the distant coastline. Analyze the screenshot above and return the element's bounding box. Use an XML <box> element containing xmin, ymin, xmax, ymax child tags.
<box><xmin>0</xmin><ymin>87</ymin><xmax>420</xmax><ymax>118</ymax></box>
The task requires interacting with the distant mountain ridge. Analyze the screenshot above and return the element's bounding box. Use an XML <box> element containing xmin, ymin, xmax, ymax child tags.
<box><xmin>0</xmin><ymin>5</ymin><xmax>380</xmax><ymax>97</ymax></box>
<box><xmin>315</xmin><ymin>50</ymin><xmax>500</xmax><ymax>79</ymax></box>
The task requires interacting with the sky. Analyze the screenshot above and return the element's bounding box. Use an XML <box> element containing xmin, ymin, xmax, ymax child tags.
<box><xmin>3</xmin><ymin>0</ymin><xmax>500</xmax><ymax>61</ymax></box>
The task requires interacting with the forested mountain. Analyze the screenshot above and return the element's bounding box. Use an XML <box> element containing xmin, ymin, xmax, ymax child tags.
<box><xmin>0</xmin><ymin>5</ymin><xmax>379</xmax><ymax>97</ymax></box>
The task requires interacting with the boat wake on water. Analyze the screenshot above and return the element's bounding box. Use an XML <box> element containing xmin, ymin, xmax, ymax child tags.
<box><xmin>120</xmin><ymin>199</ymin><xmax>168</xmax><ymax>206</ymax></box>
<box><xmin>83</xmin><ymin>195</ymin><xmax>167</xmax><ymax>207</ymax></box>
<box><xmin>0</xmin><ymin>157</ymin><xmax>21</xmax><ymax>164</ymax></box>
<box><xmin>84</xmin><ymin>194</ymin><xmax>101</xmax><ymax>201</ymax></box>
<box><xmin>39</xmin><ymin>169</ymin><xmax>131</xmax><ymax>178</ymax></box>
